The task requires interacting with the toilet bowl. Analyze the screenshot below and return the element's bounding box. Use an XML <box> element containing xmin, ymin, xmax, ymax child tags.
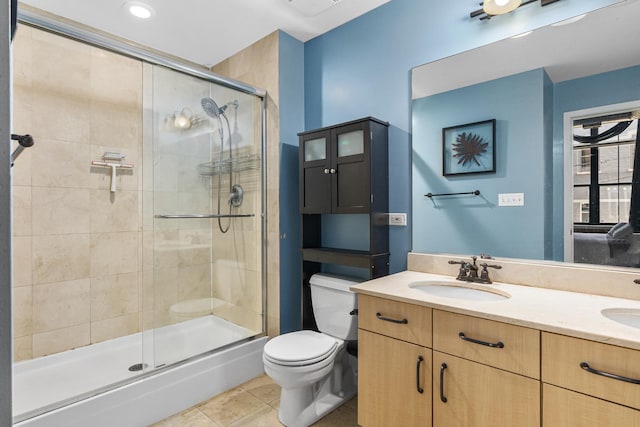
<box><xmin>263</xmin><ymin>273</ymin><xmax>361</xmax><ymax>427</ymax></box>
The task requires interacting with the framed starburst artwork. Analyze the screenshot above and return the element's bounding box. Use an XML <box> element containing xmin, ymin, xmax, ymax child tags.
<box><xmin>442</xmin><ymin>119</ymin><xmax>496</xmax><ymax>176</ymax></box>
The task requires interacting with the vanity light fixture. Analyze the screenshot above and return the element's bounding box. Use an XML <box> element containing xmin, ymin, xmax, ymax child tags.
<box><xmin>483</xmin><ymin>0</ymin><xmax>522</xmax><ymax>16</ymax></box>
<box><xmin>124</xmin><ymin>1</ymin><xmax>154</xmax><ymax>19</ymax></box>
<box><xmin>471</xmin><ymin>0</ymin><xmax>562</xmax><ymax>20</ymax></box>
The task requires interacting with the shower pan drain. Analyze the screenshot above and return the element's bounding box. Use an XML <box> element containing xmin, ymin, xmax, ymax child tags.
<box><xmin>128</xmin><ymin>363</ymin><xmax>148</xmax><ymax>372</ymax></box>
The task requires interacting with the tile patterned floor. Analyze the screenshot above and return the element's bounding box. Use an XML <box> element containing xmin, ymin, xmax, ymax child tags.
<box><xmin>150</xmin><ymin>374</ymin><xmax>358</xmax><ymax>427</ymax></box>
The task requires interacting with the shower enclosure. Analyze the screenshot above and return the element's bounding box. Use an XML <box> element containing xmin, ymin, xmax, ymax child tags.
<box><xmin>11</xmin><ymin>12</ymin><xmax>265</xmax><ymax>424</ymax></box>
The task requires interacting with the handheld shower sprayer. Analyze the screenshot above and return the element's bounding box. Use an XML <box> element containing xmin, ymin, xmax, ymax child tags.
<box><xmin>10</xmin><ymin>133</ymin><xmax>34</xmax><ymax>167</ymax></box>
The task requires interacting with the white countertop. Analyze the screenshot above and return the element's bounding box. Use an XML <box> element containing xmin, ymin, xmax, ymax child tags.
<box><xmin>350</xmin><ymin>270</ymin><xmax>640</xmax><ymax>351</ymax></box>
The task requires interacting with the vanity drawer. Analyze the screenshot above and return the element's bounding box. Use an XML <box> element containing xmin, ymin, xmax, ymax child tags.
<box><xmin>358</xmin><ymin>294</ymin><xmax>432</xmax><ymax>347</ymax></box>
<box><xmin>542</xmin><ymin>332</ymin><xmax>640</xmax><ymax>410</ymax></box>
<box><xmin>433</xmin><ymin>310</ymin><xmax>540</xmax><ymax>379</ymax></box>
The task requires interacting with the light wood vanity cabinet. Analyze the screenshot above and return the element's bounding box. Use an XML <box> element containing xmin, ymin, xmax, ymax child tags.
<box><xmin>358</xmin><ymin>295</ymin><xmax>432</xmax><ymax>427</ymax></box>
<box><xmin>432</xmin><ymin>310</ymin><xmax>540</xmax><ymax>427</ymax></box>
<box><xmin>357</xmin><ymin>297</ymin><xmax>540</xmax><ymax>427</ymax></box>
<box><xmin>357</xmin><ymin>294</ymin><xmax>640</xmax><ymax>427</ymax></box>
<box><xmin>542</xmin><ymin>332</ymin><xmax>640</xmax><ymax>426</ymax></box>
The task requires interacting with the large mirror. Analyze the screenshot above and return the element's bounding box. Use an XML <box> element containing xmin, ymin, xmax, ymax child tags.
<box><xmin>411</xmin><ymin>0</ymin><xmax>640</xmax><ymax>269</ymax></box>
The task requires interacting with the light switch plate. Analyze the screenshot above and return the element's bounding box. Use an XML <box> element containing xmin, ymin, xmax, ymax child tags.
<box><xmin>498</xmin><ymin>193</ymin><xmax>524</xmax><ymax>206</ymax></box>
<box><xmin>388</xmin><ymin>213</ymin><xmax>407</xmax><ymax>226</ymax></box>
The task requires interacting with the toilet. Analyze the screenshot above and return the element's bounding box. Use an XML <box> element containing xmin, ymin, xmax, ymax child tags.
<box><xmin>263</xmin><ymin>273</ymin><xmax>361</xmax><ymax>427</ymax></box>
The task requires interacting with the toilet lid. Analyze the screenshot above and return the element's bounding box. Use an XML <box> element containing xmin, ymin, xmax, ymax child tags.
<box><xmin>264</xmin><ymin>331</ymin><xmax>338</xmax><ymax>366</ymax></box>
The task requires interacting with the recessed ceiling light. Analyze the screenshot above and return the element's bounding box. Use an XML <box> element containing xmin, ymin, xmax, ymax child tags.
<box><xmin>124</xmin><ymin>1</ymin><xmax>154</xmax><ymax>19</ymax></box>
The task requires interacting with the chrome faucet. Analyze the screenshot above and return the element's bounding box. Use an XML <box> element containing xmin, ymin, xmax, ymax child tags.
<box><xmin>448</xmin><ymin>256</ymin><xmax>502</xmax><ymax>284</ymax></box>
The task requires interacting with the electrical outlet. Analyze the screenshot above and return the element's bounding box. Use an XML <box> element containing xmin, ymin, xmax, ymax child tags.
<box><xmin>498</xmin><ymin>193</ymin><xmax>525</xmax><ymax>207</ymax></box>
<box><xmin>388</xmin><ymin>213</ymin><xmax>407</xmax><ymax>226</ymax></box>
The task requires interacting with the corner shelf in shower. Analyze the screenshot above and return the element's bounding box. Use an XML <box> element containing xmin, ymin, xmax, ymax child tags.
<box><xmin>198</xmin><ymin>153</ymin><xmax>261</xmax><ymax>176</ymax></box>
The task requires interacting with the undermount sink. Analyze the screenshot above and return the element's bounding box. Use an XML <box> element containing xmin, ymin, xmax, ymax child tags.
<box><xmin>601</xmin><ymin>308</ymin><xmax>640</xmax><ymax>330</ymax></box>
<box><xmin>409</xmin><ymin>280</ymin><xmax>510</xmax><ymax>302</ymax></box>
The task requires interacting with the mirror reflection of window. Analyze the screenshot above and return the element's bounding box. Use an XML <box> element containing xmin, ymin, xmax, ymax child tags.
<box><xmin>572</xmin><ymin>117</ymin><xmax>638</xmax><ymax>226</ymax></box>
<box><xmin>572</xmin><ymin>112</ymin><xmax>640</xmax><ymax>268</ymax></box>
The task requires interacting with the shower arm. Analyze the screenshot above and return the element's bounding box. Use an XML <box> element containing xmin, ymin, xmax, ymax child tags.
<box><xmin>10</xmin><ymin>133</ymin><xmax>35</xmax><ymax>167</ymax></box>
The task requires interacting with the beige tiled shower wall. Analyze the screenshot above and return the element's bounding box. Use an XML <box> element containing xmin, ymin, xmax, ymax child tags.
<box><xmin>11</xmin><ymin>27</ymin><xmax>143</xmax><ymax>360</ymax></box>
<box><xmin>212</xmin><ymin>31</ymin><xmax>281</xmax><ymax>337</ymax></box>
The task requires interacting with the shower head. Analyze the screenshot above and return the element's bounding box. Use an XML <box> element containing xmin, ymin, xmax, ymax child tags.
<box><xmin>201</xmin><ymin>97</ymin><xmax>227</xmax><ymax>119</ymax></box>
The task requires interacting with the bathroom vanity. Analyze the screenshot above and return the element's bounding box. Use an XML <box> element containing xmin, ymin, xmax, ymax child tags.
<box><xmin>352</xmin><ymin>253</ymin><xmax>640</xmax><ymax>427</ymax></box>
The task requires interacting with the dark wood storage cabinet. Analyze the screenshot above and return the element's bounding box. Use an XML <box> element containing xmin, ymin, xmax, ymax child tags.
<box><xmin>299</xmin><ymin>117</ymin><xmax>389</xmax><ymax>329</ymax></box>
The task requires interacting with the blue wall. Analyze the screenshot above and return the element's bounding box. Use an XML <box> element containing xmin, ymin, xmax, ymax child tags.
<box><xmin>279</xmin><ymin>32</ymin><xmax>304</xmax><ymax>333</ymax></box>
<box><xmin>303</xmin><ymin>0</ymin><xmax>619</xmax><ymax>272</ymax></box>
<box><xmin>412</xmin><ymin>69</ymin><xmax>550</xmax><ymax>259</ymax></box>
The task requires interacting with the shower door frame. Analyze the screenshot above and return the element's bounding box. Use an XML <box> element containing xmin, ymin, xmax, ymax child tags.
<box><xmin>11</xmin><ymin>6</ymin><xmax>268</xmax><ymax>420</ymax></box>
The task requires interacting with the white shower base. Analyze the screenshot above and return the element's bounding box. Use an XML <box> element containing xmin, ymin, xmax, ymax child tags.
<box><xmin>13</xmin><ymin>315</ymin><xmax>266</xmax><ymax>427</ymax></box>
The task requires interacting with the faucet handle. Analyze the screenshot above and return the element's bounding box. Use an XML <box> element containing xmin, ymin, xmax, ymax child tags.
<box><xmin>479</xmin><ymin>263</ymin><xmax>502</xmax><ymax>283</ymax></box>
<box><xmin>449</xmin><ymin>260</ymin><xmax>469</xmax><ymax>280</ymax></box>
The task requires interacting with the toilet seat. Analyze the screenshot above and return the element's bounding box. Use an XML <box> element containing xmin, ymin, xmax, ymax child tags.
<box><xmin>264</xmin><ymin>331</ymin><xmax>339</xmax><ymax>367</ymax></box>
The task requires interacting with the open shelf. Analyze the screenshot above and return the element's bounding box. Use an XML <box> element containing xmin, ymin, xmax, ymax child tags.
<box><xmin>301</xmin><ymin>247</ymin><xmax>390</xmax><ymax>269</ymax></box>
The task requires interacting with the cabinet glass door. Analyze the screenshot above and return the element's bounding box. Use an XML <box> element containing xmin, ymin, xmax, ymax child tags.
<box><xmin>337</xmin><ymin>130</ymin><xmax>364</xmax><ymax>157</ymax></box>
<box><xmin>304</xmin><ymin>137</ymin><xmax>327</xmax><ymax>162</ymax></box>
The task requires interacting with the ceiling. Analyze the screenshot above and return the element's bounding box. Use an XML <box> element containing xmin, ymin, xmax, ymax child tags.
<box><xmin>18</xmin><ymin>0</ymin><xmax>390</xmax><ymax>66</ymax></box>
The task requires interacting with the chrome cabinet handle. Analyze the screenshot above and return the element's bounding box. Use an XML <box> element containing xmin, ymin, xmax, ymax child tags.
<box><xmin>439</xmin><ymin>363</ymin><xmax>448</xmax><ymax>403</ymax></box>
<box><xmin>323</xmin><ymin>168</ymin><xmax>330</xmax><ymax>174</ymax></box>
<box><xmin>416</xmin><ymin>356</ymin><xmax>424</xmax><ymax>394</ymax></box>
<box><xmin>459</xmin><ymin>332</ymin><xmax>504</xmax><ymax>348</ymax></box>
<box><xmin>580</xmin><ymin>362</ymin><xmax>640</xmax><ymax>384</ymax></box>
<box><xmin>375</xmin><ymin>312</ymin><xmax>408</xmax><ymax>324</ymax></box>
<box><xmin>330</xmin><ymin>168</ymin><xmax>336</xmax><ymax>174</ymax></box>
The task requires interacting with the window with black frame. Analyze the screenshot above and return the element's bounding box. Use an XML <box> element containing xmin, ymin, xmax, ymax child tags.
<box><xmin>572</xmin><ymin>114</ymin><xmax>639</xmax><ymax>229</ymax></box>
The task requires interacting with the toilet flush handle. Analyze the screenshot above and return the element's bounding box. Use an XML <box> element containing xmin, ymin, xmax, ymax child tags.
<box><xmin>349</xmin><ymin>309</ymin><xmax>358</xmax><ymax>316</ymax></box>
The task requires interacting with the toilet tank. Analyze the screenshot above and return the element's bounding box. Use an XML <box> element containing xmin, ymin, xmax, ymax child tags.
<box><xmin>309</xmin><ymin>273</ymin><xmax>362</xmax><ymax>340</ymax></box>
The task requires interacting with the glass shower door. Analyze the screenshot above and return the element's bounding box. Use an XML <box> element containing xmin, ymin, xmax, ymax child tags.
<box><xmin>144</xmin><ymin>64</ymin><xmax>263</xmax><ymax>369</ymax></box>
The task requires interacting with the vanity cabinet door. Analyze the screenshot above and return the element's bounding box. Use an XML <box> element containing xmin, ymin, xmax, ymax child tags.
<box><xmin>433</xmin><ymin>351</ymin><xmax>540</xmax><ymax>427</ymax></box>
<box><xmin>543</xmin><ymin>384</ymin><xmax>640</xmax><ymax>426</ymax></box>
<box><xmin>542</xmin><ymin>332</ymin><xmax>640</xmax><ymax>410</ymax></box>
<box><xmin>358</xmin><ymin>329</ymin><xmax>432</xmax><ymax>427</ymax></box>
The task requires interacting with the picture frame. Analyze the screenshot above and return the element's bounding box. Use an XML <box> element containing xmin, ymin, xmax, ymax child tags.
<box><xmin>442</xmin><ymin>119</ymin><xmax>496</xmax><ymax>176</ymax></box>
